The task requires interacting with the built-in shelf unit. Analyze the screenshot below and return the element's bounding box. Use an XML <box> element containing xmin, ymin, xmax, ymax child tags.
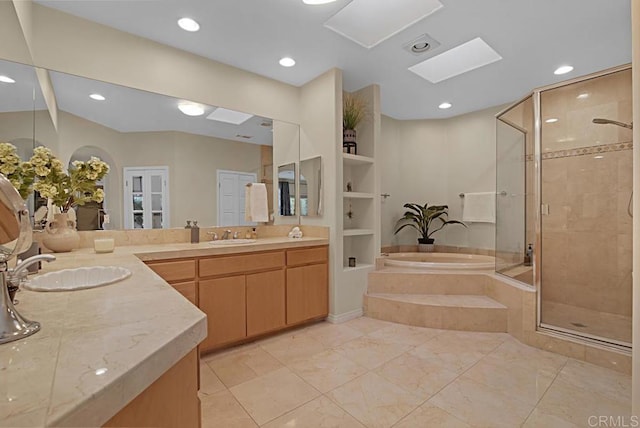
<box><xmin>340</xmin><ymin>85</ymin><xmax>379</xmax><ymax>274</ymax></box>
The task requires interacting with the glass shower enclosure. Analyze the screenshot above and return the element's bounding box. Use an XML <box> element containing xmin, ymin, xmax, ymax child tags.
<box><xmin>496</xmin><ymin>66</ymin><xmax>633</xmax><ymax>348</ymax></box>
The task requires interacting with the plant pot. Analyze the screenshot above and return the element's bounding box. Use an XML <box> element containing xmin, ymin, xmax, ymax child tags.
<box><xmin>42</xmin><ymin>212</ymin><xmax>80</xmax><ymax>253</ymax></box>
<box><xmin>343</xmin><ymin>129</ymin><xmax>357</xmax><ymax>143</ymax></box>
<box><xmin>417</xmin><ymin>238</ymin><xmax>435</xmax><ymax>253</ymax></box>
<box><xmin>417</xmin><ymin>244</ymin><xmax>435</xmax><ymax>253</ymax></box>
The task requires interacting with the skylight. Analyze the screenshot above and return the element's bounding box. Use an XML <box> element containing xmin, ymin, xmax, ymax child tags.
<box><xmin>324</xmin><ymin>0</ymin><xmax>443</xmax><ymax>49</ymax></box>
<box><xmin>408</xmin><ymin>37</ymin><xmax>502</xmax><ymax>83</ymax></box>
<box><xmin>206</xmin><ymin>108</ymin><xmax>253</xmax><ymax>125</ymax></box>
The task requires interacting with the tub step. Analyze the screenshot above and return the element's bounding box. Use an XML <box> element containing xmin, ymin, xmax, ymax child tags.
<box><xmin>364</xmin><ymin>293</ymin><xmax>507</xmax><ymax>332</ymax></box>
<box><xmin>368</xmin><ymin>270</ymin><xmax>489</xmax><ymax>295</ymax></box>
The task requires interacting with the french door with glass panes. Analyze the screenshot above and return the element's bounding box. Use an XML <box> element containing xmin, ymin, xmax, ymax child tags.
<box><xmin>123</xmin><ymin>167</ymin><xmax>169</xmax><ymax>229</ymax></box>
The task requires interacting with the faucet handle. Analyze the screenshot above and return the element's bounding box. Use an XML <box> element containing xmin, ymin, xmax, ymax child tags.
<box><xmin>233</xmin><ymin>231</ymin><xmax>239</xmax><ymax>239</ymax></box>
<box><xmin>207</xmin><ymin>232</ymin><xmax>219</xmax><ymax>241</ymax></box>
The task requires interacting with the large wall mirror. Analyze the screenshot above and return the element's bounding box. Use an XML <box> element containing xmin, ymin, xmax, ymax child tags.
<box><xmin>0</xmin><ymin>57</ymin><xmax>301</xmax><ymax>230</ymax></box>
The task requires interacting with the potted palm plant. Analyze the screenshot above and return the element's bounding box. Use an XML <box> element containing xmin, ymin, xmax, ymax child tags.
<box><xmin>343</xmin><ymin>93</ymin><xmax>367</xmax><ymax>154</ymax></box>
<box><xmin>394</xmin><ymin>203</ymin><xmax>466</xmax><ymax>252</ymax></box>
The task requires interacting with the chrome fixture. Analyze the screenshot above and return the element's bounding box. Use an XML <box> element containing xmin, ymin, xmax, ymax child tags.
<box><xmin>233</xmin><ymin>231</ymin><xmax>240</xmax><ymax>239</ymax></box>
<box><xmin>7</xmin><ymin>254</ymin><xmax>56</xmax><ymax>291</ymax></box>
<box><xmin>0</xmin><ymin>173</ymin><xmax>42</xmax><ymax>344</ymax></box>
<box><xmin>207</xmin><ymin>232</ymin><xmax>219</xmax><ymax>241</ymax></box>
<box><xmin>222</xmin><ymin>230</ymin><xmax>232</xmax><ymax>240</ymax></box>
<box><xmin>592</xmin><ymin>118</ymin><xmax>633</xmax><ymax>129</ymax></box>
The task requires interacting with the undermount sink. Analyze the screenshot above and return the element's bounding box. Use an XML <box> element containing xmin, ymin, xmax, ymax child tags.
<box><xmin>209</xmin><ymin>239</ymin><xmax>257</xmax><ymax>245</ymax></box>
<box><xmin>24</xmin><ymin>266</ymin><xmax>132</xmax><ymax>292</ymax></box>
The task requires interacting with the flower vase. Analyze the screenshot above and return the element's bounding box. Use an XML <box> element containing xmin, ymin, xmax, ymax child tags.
<box><xmin>43</xmin><ymin>212</ymin><xmax>80</xmax><ymax>253</ymax></box>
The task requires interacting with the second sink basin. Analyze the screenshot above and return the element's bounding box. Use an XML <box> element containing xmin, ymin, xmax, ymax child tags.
<box><xmin>24</xmin><ymin>266</ymin><xmax>132</xmax><ymax>292</ymax></box>
<box><xmin>209</xmin><ymin>239</ymin><xmax>257</xmax><ymax>245</ymax></box>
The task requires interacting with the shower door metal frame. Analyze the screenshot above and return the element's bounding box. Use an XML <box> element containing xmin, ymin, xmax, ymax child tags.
<box><xmin>498</xmin><ymin>64</ymin><xmax>632</xmax><ymax>350</ymax></box>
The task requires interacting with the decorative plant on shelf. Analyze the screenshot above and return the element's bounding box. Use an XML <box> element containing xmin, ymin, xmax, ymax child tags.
<box><xmin>0</xmin><ymin>142</ymin><xmax>36</xmax><ymax>199</ymax></box>
<box><xmin>342</xmin><ymin>93</ymin><xmax>368</xmax><ymax>154</ymax></box>
<box><xmin>31</xmin><ymin>146</ymin><xmax>109</xmax><ymax>212</ymax></box>
<box><xmin>394</xmin><ymin>203</ymin><xmax>466</xmax><ymax>248</ymax></box>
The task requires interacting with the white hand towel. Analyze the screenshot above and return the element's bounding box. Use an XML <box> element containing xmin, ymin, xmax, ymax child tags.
<box><xmin>462</xmin><ymin>192</ymin><xmax>496</xmax><ymax>223</ymax></box>
<box><xmin>245</xmin><ymin>183</ymin><xmax>269</xmax><ymax>223</ymax></box>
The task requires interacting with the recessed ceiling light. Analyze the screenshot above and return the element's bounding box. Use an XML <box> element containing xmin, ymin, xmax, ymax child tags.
<box><xmin>577</xmin><ymin>93</ymin><xmax>589</xmax><ymax>99</ymax></box>
<box><xmin>438</xmin><ymin>102</ymin><xmax>452</xmax><ymax>109</ymax></box>
<box><xmin>545</xmin><ymin>118</ymin><xmax>558</xmax><ymax>123</ymax></box>
<box><xmin>303</xmin><ymin>0</ymin><xmax>337</xmax><ymax>4</ymax></box>
<box><xmin>554</xmin><ymin>65</ymin><xmax>574</xmax><ymax>75</ymax></box>
<box><xmin>409</xmin><ymin>37</ymin><xmax>502</xmax><ymax>83</ymax></box>
<box><xmin>178</xmin><ymin>103</ymin><xmax>205</xmax><ymax>117</ymax></box>
<box><xmin>177</xmin><ymin>17</ymin><xmax>200</xmax><ymax>32</ymax></box>
<box><xmin>89</xmin><ymin>93</ymin><xmax>105</xmax><ymax>101</ymax></box>
<box><xmin>207</xmin><ymin>107</ymin><xmax>253</xmax><ymax>125</ymax></box>
<box><xmin>0</xmin><ymin>75</ymin><xmax>16</xmax><ymax>83</ymax></box>
<box><xmin>279</xmin><ymin>57</ymin><xmax>296</xmax><ymax>67</ymax></box>
<box><xmin>594</xmin><ymin>155</ymin><xmax>604</xmax><ymax>159</ymax></box>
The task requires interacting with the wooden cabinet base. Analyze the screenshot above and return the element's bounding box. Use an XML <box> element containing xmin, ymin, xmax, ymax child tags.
<box><xmin>103</xmin><ymin>349</ymin><xmax>200</xmax><ymax>428</ymax></box>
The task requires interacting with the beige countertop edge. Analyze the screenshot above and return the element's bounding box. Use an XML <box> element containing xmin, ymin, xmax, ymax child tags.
<box><xmin>132</xmin><ymin>236</ymin><xmax>329</xmax><ymax>261</ymax></box>
<box><xmin>3</xmin><ymin>237</ymin><xmax>327</xmax><ymax>427</ymax></box>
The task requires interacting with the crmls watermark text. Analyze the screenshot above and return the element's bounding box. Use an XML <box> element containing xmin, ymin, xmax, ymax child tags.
<box><xmin>588</xmin><ymin>416</ymin><xmax>640</xmax><ymax>427</ymax></box>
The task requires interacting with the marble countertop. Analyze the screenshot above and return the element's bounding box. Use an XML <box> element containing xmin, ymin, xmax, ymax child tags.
<box><xmin>0</xmin><ymin>236</ymin><xmax>326</xmax><ymax>427</ymax></box>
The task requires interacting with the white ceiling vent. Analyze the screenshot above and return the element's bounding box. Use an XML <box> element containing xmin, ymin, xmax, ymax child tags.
<box><xmin>324</xmin><ymin>0</ymin><xmax>443</xmax><ymax>49</ymax></box>
<box><xmin>403</xmin><ymin>34</ymin><xmax>441</xmax><ymax>56</ymax></box>
<box><xmin>408</xmin><ymin>37</ymin><xmax>502</xmax><ymax>83</ymax></box>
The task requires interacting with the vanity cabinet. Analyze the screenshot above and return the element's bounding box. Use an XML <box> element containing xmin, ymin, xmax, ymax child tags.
<box><xmin>145</xmin><ymin>244</ymin><xmax>327</xmax><ymax>353</ymax></box>
<box><xmin>146</xmin><ymin>259</ymin><xmax>197</xmax><ymax>305</ymax></box>
<box><xmin>199</xmin><ymin>276</ymin><xmax>246</xmax><ymax>350</ymax></box>
<box><xmin>286</xmin><ymin>247</ymin><xmax>328</xmax><ymax>325</ymax></box>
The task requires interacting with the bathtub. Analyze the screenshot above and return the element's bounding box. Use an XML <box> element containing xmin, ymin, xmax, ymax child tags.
<box><xmin>383</xmin><ymin>252</ymin><xmax>495</xmax><ymax>270</ymax></box>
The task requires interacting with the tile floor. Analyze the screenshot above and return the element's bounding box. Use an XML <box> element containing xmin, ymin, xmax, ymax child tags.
<box><xmin>199</xmin><ymin>317</ymin><xmax>631</xmax><ymax>428</ymax></box>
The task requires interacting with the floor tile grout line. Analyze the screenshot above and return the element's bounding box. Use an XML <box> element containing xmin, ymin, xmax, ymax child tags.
<box><xmin>519</xmin><ymin>357</ymin><xmax>570</xmax><ymax>426</ymax></box>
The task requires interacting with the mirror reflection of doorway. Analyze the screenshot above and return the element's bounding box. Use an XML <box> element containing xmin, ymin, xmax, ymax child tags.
<box><xmin>217</xmin><ymin>170</ymin><xmax>257</xmax><ymax>227</ymax></box>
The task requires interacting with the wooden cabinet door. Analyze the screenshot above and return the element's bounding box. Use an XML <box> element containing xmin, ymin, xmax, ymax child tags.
<box><xmin>172</xmin><ymin>281</ymin><xmax>197</xmax><ymax>305</ymax></box>
<box><xmin>286</xmin><ymin>263</ymin><xmax>328</xmax><ymax>325</ymax></box>
<box><xmin>246</xmin><ymin>270</ymin><xmax>285</xmax><ymax>337</ymax></box>
<box><xmin>199</xmin><ymin>276</ymin><xmax>246</xmax><ymax>351</ymax></box>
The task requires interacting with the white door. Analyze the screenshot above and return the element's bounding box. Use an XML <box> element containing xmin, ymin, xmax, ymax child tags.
<box><xmin>124</xmin><ymin>167</ymin><xmax>169</xmax><ymax>229</ymax></box>
<box><xmin>217</xmin><ymin>170</ymin><xmax>257</xmax><ymax>227</ymax></box>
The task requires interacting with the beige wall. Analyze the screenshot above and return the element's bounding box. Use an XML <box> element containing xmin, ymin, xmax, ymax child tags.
<box><xmin>298</xmin><ymin>69</ymin><xmax>342</xmax><ymax>315</ymax></box>
<box><xmin>380</xmin><ymin>106</ymin><xmax>502</xmax><ymax>250</ymax></box>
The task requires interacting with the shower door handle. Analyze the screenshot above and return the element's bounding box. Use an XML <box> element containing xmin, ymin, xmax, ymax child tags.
<box><xmin>541</xmin><ymin>204</ymin><xmax>550</xmax><ymax>215</ymax></box>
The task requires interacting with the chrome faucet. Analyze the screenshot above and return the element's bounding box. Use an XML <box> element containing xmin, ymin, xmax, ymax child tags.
<box><xmin>222</xmin><ymin>230</ymin><xmax>232</xmax><ymax>240</ymax></box>
<box><xmin>7</xmin><ymin>254</ymin><xmax>56</xmax><ymax>290</ymax></box>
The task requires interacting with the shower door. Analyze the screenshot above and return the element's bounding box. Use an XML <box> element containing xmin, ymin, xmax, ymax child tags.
<box><xmin>538</xmin><ymin>68</ymin><xmax>632</xmax><ymax>346</ymax></box>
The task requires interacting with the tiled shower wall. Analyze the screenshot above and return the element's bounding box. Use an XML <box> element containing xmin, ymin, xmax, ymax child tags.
<box><xmin>541</xmin><ymin>148</ymin><xmax>633</xmax><ymax>316</ymax></box>
<box><xmin>540</xmin><ymin>68</ymin><xmax>633</xmax><ymax>318</ymax></box>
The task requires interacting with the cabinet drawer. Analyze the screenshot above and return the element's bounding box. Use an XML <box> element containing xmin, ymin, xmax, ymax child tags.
<box><xmin>147</xmin><ymin>259</ymin><xmax>196</xmax><ymax>282</ymax></box>
<box><xmin>199</xmin><ymin>251</ymin><xmax>285</xmax><ymax>277</ymax></box>
<box><xmin>172</xmin><ymin>281</ymin><xmax>197</xmax><ymax>305</ymax></box>
<box><xmin>286</xmin><ymin>246</ymin><xmax>328</xmax><ymax>267</ymax></box>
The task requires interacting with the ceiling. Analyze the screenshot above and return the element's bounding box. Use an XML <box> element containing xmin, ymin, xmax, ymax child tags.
<box><xmin>32</xmin><ymin>0</ymin><xmax>632</xmax><ymax>120</ymax></box>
